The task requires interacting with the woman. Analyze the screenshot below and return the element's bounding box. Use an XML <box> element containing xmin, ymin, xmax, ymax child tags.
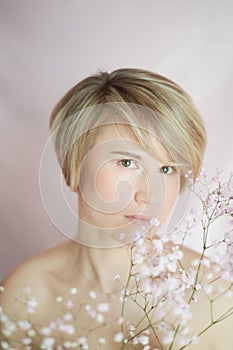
<box><xmin>1</xmin><ymin>68</ymin><xmax>232</xmax><ymax>349</ymax></box>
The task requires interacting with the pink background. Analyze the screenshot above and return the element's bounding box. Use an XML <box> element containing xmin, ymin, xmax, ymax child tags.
<box><xmin>1</xmin><ymin>0</ymin><xmax>233</xmax><ymax>279</ymax></box>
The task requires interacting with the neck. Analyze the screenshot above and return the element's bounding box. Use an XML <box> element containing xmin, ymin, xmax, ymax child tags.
<box><xmin>69</xmin><ymin>241</ymin><xmax>132</xmax><ymax>295</ymax></box>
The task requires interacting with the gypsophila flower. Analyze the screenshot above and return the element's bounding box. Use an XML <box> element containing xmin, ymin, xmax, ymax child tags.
<box><xmin>113</xmin><ymin>332</ymin><xmax>123</xmax><ymax>343</ymax></box>
<box><xmin>1</xmin><ymin>341</ymin><xmax>9</xmax><ymax>349</ymax></box>
<box><xmin>96</xmin><ymin>313</ymin><xmax>104</xmax><ymax>323</ymax></box>
<box><xmin>117</xmin><ymin>316</ymin><xmax>124</xmax><ymax>325</ymax></box>
<box><xmin>98</xmin><ymin>337</ymin><xmax>106</xmax><ymax>344</ymax></box>
<box><xmin>163</xmin><ymin>330</ymin><xmax>175</xmax><ymax>344</ymax></box>
<box><xmin>40</xmin><ymin>337</ymin><xmax>55</xmax><ymax>349</ymax></box>
<box><xmin>119</xmin><ymin>232</ymin><xmax>126</xmax><ymax>240</ymax></box>
<box><xmin>59</xmin><ymin>324</ymin><xmax>75</xmax><ymax>335</ymax></box>
<box><xmin>138</xmin><ymin>335</ymin><xmax>149</xmax><ymax>345</ymax></box>
<box><xmin>27</xmin><ymin>329</ymin><xmax>36</xmax><ymax>337</ymax></box>
<box><xmin>17</xmin><ymin>320</ymin><xmax>31</xmax><ymax>331</ymax></box>
<box><xmin>22</xmin><ymin>337</ymin><xmax>32</xmax><ymax>345</ymax></box>
<box><xmin>97</xmin><ymin>302</ymin><xmax>109</xmax><ymax>313</ymax></box>
<box><xmin>40</xmin><ymin>327</ymin><xmax>52</xmax><ymax>336</ymax></box>
<box><xmin>2</xmin><ymin>320</ymin><xmax>16</xmax><ymax>336</ymax></box>
<box><xmin>88</xmin><ymin>290</ymin><xmax>97</xmax><ymax>299</ymax></box>
<box><xmin>113</xmin><ymin>274</ymin><xmax>120</xmax><ymax>281</ymax></box>
<box><xmin>56</xmin><ymin>296</ymin><xmax>63</xmax><ymax>302</ymax></box>
<box><xmin>26</xmin><ymin>297</ymin><xmax>38</xmax><ymax>314</ymax></box>
<box><xmin>65</xmin><ymin>300</ymin><xmax>74</xmax><ymax>309</ymax></box>
<box><xmin>77</xmin><ymin>336</ymin><xmax>88</xmax><ymax>346</ymax></box>
<box><xmin>142</xmin><ymin>346</ymin><xmax>150</xmax><ymax>350</ymax></box>
<box><xmin>70</xmin><ymin>287</ymin><xmax>78</xmax><ymax>295</ymax></box>
<box><xmin>63</xmin><ymin>313</ymin><xmax>73</xmax><ymax>321</ymax></box>
<box><xmin>23</xmin><ymin>287</ymin><xmax>31</xmax><ymax>295</ymax></box>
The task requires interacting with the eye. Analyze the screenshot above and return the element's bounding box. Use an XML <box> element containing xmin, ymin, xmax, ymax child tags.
<box><xmin>119</xmin><ymin>159</ymin><xmax>138</xmax><ymax>169</ymax></box>
<box><xmin>160</xmin><ymin>165</ymin><xmax>174</xmax><ymax>175</ymax></box>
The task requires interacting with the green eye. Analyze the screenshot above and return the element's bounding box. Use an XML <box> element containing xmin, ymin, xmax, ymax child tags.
<box><xmin>160</xmin><ymin>166</ymin><xmax>174</xmax><ymax>175</ymax></box>
<box><xmin>119</xmin><ymin>159</ymin><xmax>137</xmax><ymax>168</ymax></box>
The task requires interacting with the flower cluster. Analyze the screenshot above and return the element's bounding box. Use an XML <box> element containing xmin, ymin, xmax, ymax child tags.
<box><xmin>1</xmin><ymin>170</ymin><xmax>233</xmax><ymax>349</ymax></box>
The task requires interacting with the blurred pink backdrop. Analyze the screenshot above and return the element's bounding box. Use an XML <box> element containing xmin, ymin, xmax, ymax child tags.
<box><xmin>1</xmin><ymin>0</ymin><xmax>233</xmax><ymax>278</ymax></box>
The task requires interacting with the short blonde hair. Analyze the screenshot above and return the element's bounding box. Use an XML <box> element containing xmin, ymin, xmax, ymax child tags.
<box><xmin>50</xmin><ymin>68</ymin><xmax>206</xmax><ymax>191</ymax></box>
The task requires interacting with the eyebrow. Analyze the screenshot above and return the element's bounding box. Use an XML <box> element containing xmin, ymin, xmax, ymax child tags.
<box><xmin>110</xmin><ymin>151</ymin><xmax>143</xmax><ymax>160</ymax></box>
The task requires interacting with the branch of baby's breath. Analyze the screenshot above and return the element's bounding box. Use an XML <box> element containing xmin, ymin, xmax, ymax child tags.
<box><xmin>120</xmin><ymin>246</ymin><xmax>134</xmax><ymax>349</ymax></box>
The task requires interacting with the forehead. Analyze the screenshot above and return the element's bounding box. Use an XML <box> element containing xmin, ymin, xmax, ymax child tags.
<box><xmin>92</xmin><ymin>124</ymin><xmax>171</xmax><ymax>162</ymax></box>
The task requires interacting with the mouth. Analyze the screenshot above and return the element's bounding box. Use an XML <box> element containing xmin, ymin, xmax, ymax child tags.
<box><xmin>125</xmin><ymin>215</ymin><xmax>152</xmax><ymax>226</ymax></box>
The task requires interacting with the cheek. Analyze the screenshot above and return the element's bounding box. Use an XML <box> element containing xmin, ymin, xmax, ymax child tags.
<box><xmin>160</xmin><ymin>177</ymin><xmax>180</xmax><ymax>218</ymax></box>
<box><xmin>95</xmin><ymin>165</ymin><xmax>120</xmax><ymax>202</ymax></box>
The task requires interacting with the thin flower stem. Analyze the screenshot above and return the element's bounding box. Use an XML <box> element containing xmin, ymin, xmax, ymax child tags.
<box><xmin>120</xmin><ymin>247</ymin><xmax>134</xmax><ymax>349</ymax></box>
<box><xmin>127</xmin><ymin>297</ymin><xmax>165</xmax><ymax>350</ymax></box>
<box><xmin>210</xmin><ymin>300</ymin><xmax>213</xmax><ymax>323</ymax></box>
<box><xmin>168</xmin><ymin>324</ymin><xmax>180</xmax><ymax>350</ymax></box>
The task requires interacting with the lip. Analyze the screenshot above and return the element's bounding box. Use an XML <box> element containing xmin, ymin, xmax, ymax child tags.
<box><xmin>125</xmin><ymin>215</ymin><xmax>151</xmax><ymax>226</ymax></box>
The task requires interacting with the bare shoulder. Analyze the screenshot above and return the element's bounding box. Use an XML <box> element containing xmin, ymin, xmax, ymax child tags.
<box><xmin>0</xmin><ymin>241</ymin><xmax>72</xmax><ymax>319</ymax></box>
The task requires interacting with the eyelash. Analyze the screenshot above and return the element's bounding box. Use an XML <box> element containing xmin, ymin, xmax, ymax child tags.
<box><xmin>118</xmin><ymin>159</ymin><xmax>138</xmax><ymax>169</ymax></box>
<box><xmin>160</xmin><ymin>165</ymin><xmax>175</xmax><ymax>175</ymax></box>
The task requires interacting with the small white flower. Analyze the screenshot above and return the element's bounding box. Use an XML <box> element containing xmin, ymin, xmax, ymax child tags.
<box><xmin>96</xmin><ymin>313</ymin><xmax>104</xmax><ymax>323</ymax></box>
<box><xmin>26</xmin><ymin>297</ymin><xmax>38</xmax><ymax>308</ymax></box>
<box><xmin>56</xmin><ymin>296</ymin><xmax>63</xmax><ymax>302</ymax></box>
<box><xmin>23</xmin><ymin>287</ymin><xmax>31</xmax><ymax>295</ymax></box>
<box><xmin>63</xmin><ymin>341</ymin><xmax>72</xmax><ymax>348</ymax></box>
<box><xmin>97</xmin><ymin>302</ymin><xmax>109</xmax><ymax>313</ymax></box>
<box><xmin>133</xmin><ymin>252</ymin><xmax>144</xmax><ymax>264</ymax></box>
<box><xmin>98</xmin><ymin>338</ymin><xmax>106</xmax><ymax>344</ymax></box>
<box><xmin>2</xmin><ymin>320</ymin><xmax>16</xmax><ymax>336</ymax></box>
<box><xmin>28</xmin><ymin>329</ymin><xmax>36</xmax><ymax>337</ymax></box>
<box><xmin>194</xmin><ymin>283</ymin><xmax>202</xmax><ymax>291</ymax></box>
<box><xmin>117</xmin><ymin>316</ymin><xmax>124</xmax><ymax>325</ymax></box>
<box><xmin>152</xmin><ymin>239</ymin><xmax>163</xmax><ymax>253</ymax></box>
<box><xmin>113</xmin><ymin>274</ymin><xmax>120</xmax><ymax>281</ymax></box>
<box><xmin>113</xmin><ymin>332</ymin><xmax>123</xmax><ymax>343</ymax></box>
<box><xmin>0</xmin><ymin>286</ymin><xmax>5</xmax><ymax>292</ymax></box>
<box><xmin>18</xmin><ymin>320</ymin><xmax>31</xmax><ymax>331</ymax></box>
<box><xmin>1</xmin><ymin>341</ymin><xmax>9</xmax><ymax>349</ymax></box>
<box><xmin>136</xmin><ymin>237</ymin><xmax>145</xmax><ymax>247</ymax></box>
<box><xmin>70</xmin><ymin>287</ymin><xmax>78</xmax><ymax>295</ymax></box>
<box><xmin>77</xmin><ymin>337</ymin><xmax>88</xmax><ymax>345</ymax></box>
<box><xmin>89</xmin><ymin>290</ymin><xmax>97</xmax><ymax>299</ymax></box>
<box><xmin>63</xmin><ymin>312</ymin><xmax>73</xmax><ymax>321</ymax></box>
<box><xmin>191</xmin><ymin>336</ymin><xmax>200</xmax><ymax>343</ymax></box>
<box><xmin>119</xmin><ymin>232</ymin><xmax>126</xmax><ymax>240</ymax></box>
<box><xmin>138</xmin><ymin>335</ymin><xmax>149</xmax><ymax>345</ymax></box>
<box><xmin>218</xmin><ymin>284</ymin><xmax>226</xmax><ymax>293</ymax></box>
<box><xmin>40</xmin><ymin>337</ymin><xmax>55</xmax><ymax>349</ymax></box>
<box><xmin>203</xmin><ymin>284</ymin><xmax>213</xmax><ymax>295</ymax></box>
<box><xmin>1</xmin><ymin>314</ymin><xmax>9</xmax><ymax>323</ymax></box>
<box><xmin>40</xmin><ymin>327</ymin><xmax>52</xmax><ymax>336</ymax></box>
<box><xmin>59</xmin><ymin>324</ymin><xmax>75</xmax><ymax>335</ymax></box>
<box><xmin>142</xmin><ymin>346</ymin><xmax>150</xmax><ymax>350</ymax></box>
<box><xmin>163</xmin><ymin>330</ymin><xmax>175</xmax><ymax>344</ymax></box>
<box><xmin>22</xmin><ymin>338</ymin><xmax>32</xmax><ymax>345</ymax></box>
<box><xmin>191</xmin><ymin>258</ymin><xmax>200</xmax><ymax>267</ymax></box>
<box><xmin>150</xmin><ymin>217</ymin><xmax>160</xmax><ymax>226</ymax></box>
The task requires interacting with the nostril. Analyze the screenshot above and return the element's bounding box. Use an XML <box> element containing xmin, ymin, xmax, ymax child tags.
<box><xmin>134</xmin><ymin>191</ymin><xmax>148</xmax><ymax>204</ymax></box>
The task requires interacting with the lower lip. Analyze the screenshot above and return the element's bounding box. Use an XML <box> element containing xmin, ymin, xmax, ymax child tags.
<box><xmin>125</xmin><ymin>216</ymin><xmax>151</xmax><ymax>226</ymax></box>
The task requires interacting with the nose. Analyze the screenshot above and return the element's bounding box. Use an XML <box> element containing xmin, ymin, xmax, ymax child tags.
<box><xmin>133</xmin><ymin>171</ymin><xmax>163</xmax><ymax>208</ymax></box>
<box><xmin>134</xmin><ymin>190</ymin><xmax>148</xmax><ymax>205</ymax></box>
<box><xmin>133</xmin><ymin>172</ymin><xmax>149</xmax><ymax>205</ymax></box>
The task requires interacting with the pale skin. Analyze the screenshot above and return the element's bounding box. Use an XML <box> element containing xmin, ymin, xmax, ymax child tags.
<box><xmin>1</xmin><ymin>126</ymin><xmax>233</xmax><ymax>349</ymax></box>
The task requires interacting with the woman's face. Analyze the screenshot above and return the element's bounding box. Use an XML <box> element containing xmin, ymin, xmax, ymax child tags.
<box><xmin>77</xmin><ymin>125</ymin><xmax>180</xmax><ymax>244</ymax></box>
